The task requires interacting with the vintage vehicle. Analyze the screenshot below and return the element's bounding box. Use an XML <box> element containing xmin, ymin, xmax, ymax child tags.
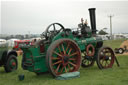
<box><xmin>21</xmin><ymin>8</ymin><xmax>116</xmax><ymax>77</ymax></box>
<box><xmin>115</xmin><ymin>46</ymin><xmax>128</xmax><ymax>54</ymax></box>
<box><xmin>13</xmin><ymin>40</ymin><xmax>30</xmax><ymax>50</ymax></box>
<box><xmin>115</xmin><ymin>40</ymin><xmax>128</xmax><ymax>54</ymax></box>
<box><xmin>0</xmin><ymin>42</ymin><xmax>18</xmax><ymax>72</ymax></box>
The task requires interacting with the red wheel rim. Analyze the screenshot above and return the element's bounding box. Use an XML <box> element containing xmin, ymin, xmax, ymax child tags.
<box><xmin>9</xmin><ymin>57</ymin><xmax>17</xmax><ymax>71</ymax></box>
<box><xmin>86</xmin><ymin>44</ymin><xmax>95</xmax><ymax>57</ymax></box>
<box><xmin>49</xmin><ymin>39</ymin><xmax>81</xmax><ymax>76</ymax></box>
<box><xmin>12</xmin><ymin>62</ymin><xmax>16</xmax><ymax>66</ymax></box>
<box><xmin>98</xmin><ymin>47</ymin><xmax>115</xmax><ymax>68</ymax></box>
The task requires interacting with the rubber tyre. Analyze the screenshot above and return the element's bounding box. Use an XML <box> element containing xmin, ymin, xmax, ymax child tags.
<box><xmin>118</xmin><ymin>48</ymin><xmax>124</xmax><ymax>54</ymax></box>
<box><xmin>4</xmin><ymin>55</ymin><xmax>18</xmax><ymax>72</ymax></box>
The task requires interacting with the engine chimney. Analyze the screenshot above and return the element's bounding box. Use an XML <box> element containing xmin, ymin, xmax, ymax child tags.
<box><xmin>89</xmin><ymin>8</ymin><xmax>96</xmax><ymax>35</ymax></box>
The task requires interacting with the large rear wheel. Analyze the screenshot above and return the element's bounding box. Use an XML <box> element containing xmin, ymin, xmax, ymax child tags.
<box><xmin>46</xmin><ymin>39</ymin><xmax>81</xmax><ymax>77</ymax></box>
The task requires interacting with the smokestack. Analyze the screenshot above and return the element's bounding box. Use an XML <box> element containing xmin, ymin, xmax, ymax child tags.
<box><xmin>89</xmin><ymin>8</ymin><xmax>96</xmax><ymax>35</ymax></box>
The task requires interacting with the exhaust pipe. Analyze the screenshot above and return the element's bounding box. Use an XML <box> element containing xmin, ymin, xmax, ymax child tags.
<box><xmin>89</xmin><ymin>8</ymin><xmax>97</xmax><ymax>35</ymax></box>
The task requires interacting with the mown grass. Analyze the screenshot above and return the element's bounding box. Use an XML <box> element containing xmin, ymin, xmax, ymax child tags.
<box><xmin>103</xmin><ymin>39</ymin><xmax>127</xmax><ymax>49</ymax></box>
<box><xmin>0</xmin><ymin>39</ymin><xmax>128</xmax><ymax>85</ymax></box>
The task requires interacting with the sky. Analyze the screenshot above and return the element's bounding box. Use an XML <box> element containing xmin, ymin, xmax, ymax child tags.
<box><xmin>1</xmin><ymin>0</ymin><xmax>128</xmax><ymax>35</ymax></box>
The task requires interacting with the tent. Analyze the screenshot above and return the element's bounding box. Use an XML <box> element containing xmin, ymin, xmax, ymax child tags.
<box><xmin>0</xmin><ymin>39</ymin><xmax>6</xmax><ymax>44</ymax></box>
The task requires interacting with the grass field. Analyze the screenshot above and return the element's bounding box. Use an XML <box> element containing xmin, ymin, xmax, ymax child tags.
<box><xmin>0</xmin><ymin>39</ymin><xmax>128</xmax><ymax>85</ymax></box>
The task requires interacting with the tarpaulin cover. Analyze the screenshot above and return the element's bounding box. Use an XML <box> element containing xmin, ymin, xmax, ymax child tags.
<box><xmin>56</xmin><ymin>71</ymin><xmax>80</xmax><ymax>80</ymax></box>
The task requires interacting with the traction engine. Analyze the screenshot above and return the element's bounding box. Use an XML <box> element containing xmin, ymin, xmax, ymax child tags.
<box><xmin>21</xmin><ymin>8</ymin><xmax>116</xmax><ymax>77</ymax></box>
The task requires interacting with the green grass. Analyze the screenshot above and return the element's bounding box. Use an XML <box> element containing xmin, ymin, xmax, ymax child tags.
<box><xmin>0</xmin><ymin>39</ymin><xmax>128</xmax><ymax>85</ymax></box>
<box><xmin>103</xmin><ymin>39</ymin><xmax>127</xmax><ymax>49</ymax></box>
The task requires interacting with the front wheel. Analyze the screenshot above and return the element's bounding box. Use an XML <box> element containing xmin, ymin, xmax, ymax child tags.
<box><xmin>4</xmin><ymin>55</ymin><xmax>18</xmax><ymax>72</ymax></box>
<box><xmin>96</xmin><ymin>46</ymin><xmax>115</xmax><ymax>69</ymax></box>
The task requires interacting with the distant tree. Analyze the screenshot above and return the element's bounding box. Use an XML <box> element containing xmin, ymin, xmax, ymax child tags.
<box><xmin>10</xmin><ymin>35</ymin><xmax>14</xmax><ymax>38</ymax></box>
<box><xmin>25</xmin><ymin>34</ymin><xmax>29</xmax><ymax>39</ymax></box>
<box><xmin>98</xmin><ymin>30</ymin><xmax>108</xmax><ymax>35</ymax></box>
<box><xmin>15</xmin><ymin>35</ymin><xmax>24</xmax><ymax>39</ymax></box>
<box><xmin>103</xmin><ymin>28</ymin><xmax>108</xmax><ymax>30</ymax></box>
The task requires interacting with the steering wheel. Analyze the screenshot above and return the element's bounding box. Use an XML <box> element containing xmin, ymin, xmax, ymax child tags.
<box><xmin>44</xmin><ymin>23</ymin><xmax>65</xmax><ymax>39</ymax></box>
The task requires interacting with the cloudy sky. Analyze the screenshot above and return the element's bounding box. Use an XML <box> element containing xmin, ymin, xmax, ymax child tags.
<box><xmin>1</xmin><ymin>0</ymin><xmax>128</xmax><ymax>35</ymax></box>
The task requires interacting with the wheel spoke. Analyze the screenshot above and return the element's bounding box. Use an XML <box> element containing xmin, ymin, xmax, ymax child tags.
<box><xmin>68</xmin><ymin>64</ymin><xmax>71</xmax><ymax>71</ymax></box>
<box><xmin>69</xmin><ymin>51</ymin><xmax>78</xmax><ymax>57</ymax></box>
<box><xmin>65</xmin><ymin>66</ymin><xmax>67</xmax><ymax>73</ymax></box>
<box><xmin>53</xmin><ymin>51</ymin><xmax>63</xmax><ymax>57</ymax></box>
<box><xmin>68</xmin><ymin>48</ymin><xmax>72</xmax><ymax>55</ymax></box>
<box><xmin>69</xmin><ymin>58</ymin><xmax>76</xmax><ymax>61</ymax></box>
<box><xmin>84</xmin><ymin>60</ymin><xmax>87</xmax><ymax>63</ymax></box>
<box><xmin>60</xmin><ymin>67</ymin><xmax>64</xmax><ymax>73</ymax></box>
<box><xmin>51</xmin><ymin>57</ymin><xmax>60</xmax><ymax>60</ymax></box>
<box><xmin>69</xmin><ymin>61</ymin><xmax>77</xmax><ymax>67</ymax></box>
<box><xmin>55</xmin><ymin>64</ymin><xmax>61</xmax><ymax>72</ymax></box>
<box><xmin>62</xmin><ymin>44</ymin><xmax>66</xmax><ymax>54</ymax></box>
<box><xmin>53</xmin><ymin>24</ymin><xmax>56</xmax><ymax>30</ymax></box>
<box><xmin>65</xmin><ymin>42</ymin><xmax>70</xmax><ymax>52</ymax></box>
<box><xmin>52</xmin><ymin>60</ymin><xmax>62</xmax><ymax>66</ymax></box>
<box><xmin>58</xmin><ymin>46</ymin><xmax>61</xmax><ymax>53</ymax></box>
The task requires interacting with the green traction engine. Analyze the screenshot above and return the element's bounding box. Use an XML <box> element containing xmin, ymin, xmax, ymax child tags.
<box><xmin>21</xmin><ymin>8</ymin><xmax>115</xmax><ymax>77</ymax></box>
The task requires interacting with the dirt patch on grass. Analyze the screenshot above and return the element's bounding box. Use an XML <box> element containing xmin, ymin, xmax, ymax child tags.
<box><xmin>120</xmin><ymin>40</ymin><xmax>128</xmax><ymax>49</ymax></box>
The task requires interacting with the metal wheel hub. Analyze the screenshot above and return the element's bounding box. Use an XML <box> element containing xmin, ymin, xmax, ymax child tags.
<box><xmin>62</xmin><ymin>55</ymin><xmax>69</xmax><ymax>66</ymax></box>
<box><xmin>105</xmin><ymin>56</ymin><xmax>109</xmax><ymax>61</ymax></box>
<box><xmin>10</xmin><ymin>59</ymin><xmax>16</xmax><ymax>68</ymax></box>
<box><xmin>63</xmin><ymin>56</ymin><xmax>69</xmax><ymax>63</ymax></box>
<box><xmin>12</xmin><ymin>62</ymin><xmax>16</xmax><ymax>66</ymax></box>
<box><xmin>85</xmin><ymin>56</ymin><xmax>92</xmax><ymax>61</ymax></box>
<box><xmin>119</xmin><ymin>49</ymin><xmax>122</xmax><ymax>53</ymax></box>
